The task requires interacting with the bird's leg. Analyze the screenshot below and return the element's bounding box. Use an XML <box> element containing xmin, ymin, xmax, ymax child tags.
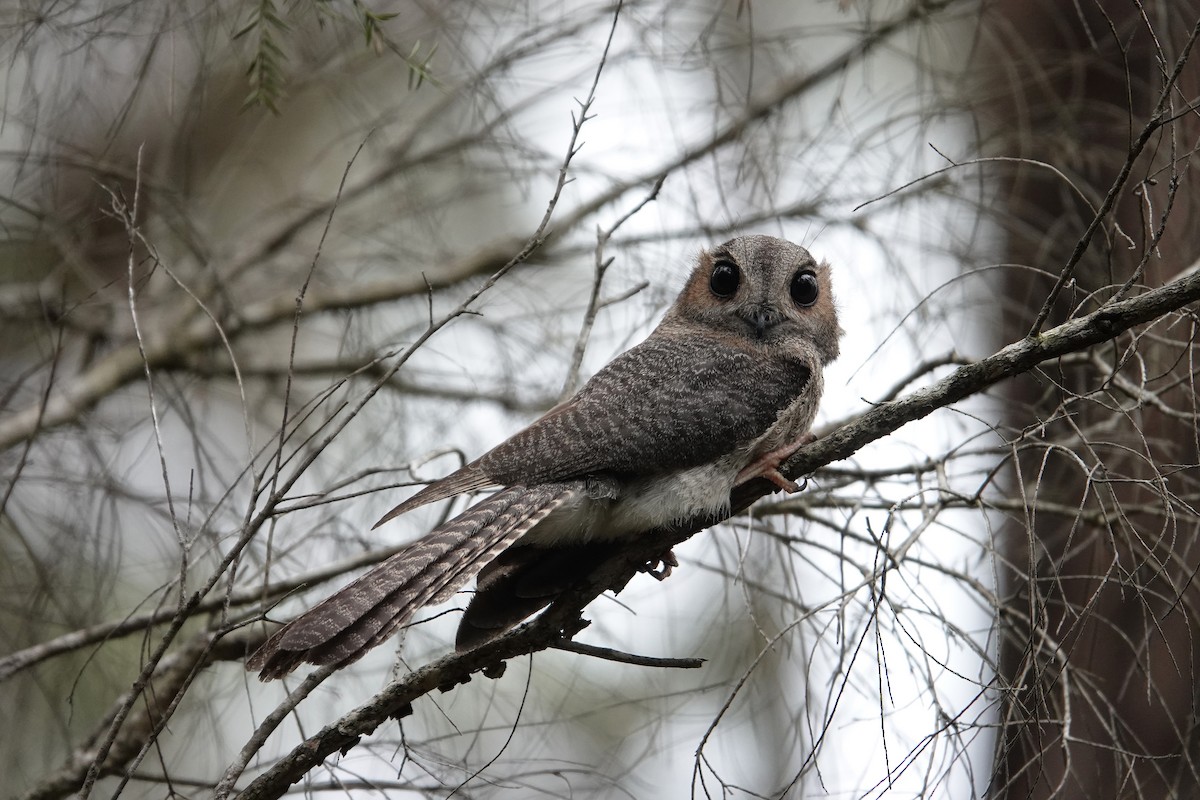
<box><xmin>735</xmin><ymin>432</ymin><xmax>816</xmax><ymax>492</ymax></box>
<box><xmin>642</xmin><ymin>549</ymin><xmax>678</xmax><ymax>580</ymax></box>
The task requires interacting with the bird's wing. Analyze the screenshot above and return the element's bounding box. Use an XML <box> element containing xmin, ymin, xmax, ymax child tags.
<box><xmin>479</xmin><ymin>331</ymin><xmax>811</xmax><ymax>484</ymax></box>
<box><xmin>374</xmin><ymin>332</ymin><xmax>809</xmax><ymax>527</ymax></box>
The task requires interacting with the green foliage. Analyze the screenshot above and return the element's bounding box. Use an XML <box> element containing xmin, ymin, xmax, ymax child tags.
<box><xmin>401</xmin><ymin>37</ymin><xmax>438</xmax><ymax>90</ymax></box>
<box><xmin>357</xmin><ymin>2</ymin><xmax>398</xmax><ymax>46</ymax></box>
<box><xmin>235</xmin><ymin>0</ymin><xmax>290</xmax><ymax>113</ymax></box>
<box><xmin>234</xmin><ymin>0</ymin><xmax>438</xmax><ymax>113</ymax></box>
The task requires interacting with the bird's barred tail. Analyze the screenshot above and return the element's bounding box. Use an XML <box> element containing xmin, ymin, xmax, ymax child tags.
<box><xmin>248</xmin><ymin>485</ymin><xmax>575</xmax><ymax>680</ymax></box>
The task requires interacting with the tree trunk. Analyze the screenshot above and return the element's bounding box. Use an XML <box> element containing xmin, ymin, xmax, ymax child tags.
<box><xmin>977</xmin><ymin>2</ymin><xmax>1200</xmax><ymax>797</ymax></box>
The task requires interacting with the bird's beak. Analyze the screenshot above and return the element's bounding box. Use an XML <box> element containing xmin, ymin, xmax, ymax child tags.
<box><xmin>748</xmin><ymin>307</ymin><xmax>772</xmax><ymax>339</ymax></box>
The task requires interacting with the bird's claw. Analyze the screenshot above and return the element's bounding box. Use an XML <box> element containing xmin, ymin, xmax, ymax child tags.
<box><xmin>764</xmin><ymin>469</ymin><xmax>800</xmax><ymax>493</ymax></box>
<box><xmin>643</xmin><ymin>549</ymin><xmax>679</xmax><ymax>580</ymax></box>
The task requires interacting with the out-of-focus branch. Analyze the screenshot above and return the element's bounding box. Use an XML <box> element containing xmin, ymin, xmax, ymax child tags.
<box><xmin>0</xmin><ymin>243</ymin><xmax>519</xmax><ymax>453</ymax></box>
<box><xmin>0</xmin><ymin>539</ymin><xmax>414</xmax><ymax>682</ymax></box>
<box><xmin>550</xmin><ymin>0</ymin><xmax>966</xmax><ymax>238</ymax></box>
<box><xmin>177</xmin><ymin>353</ymin><xmax>554</xmax><ymax>414</ymax></box>
<box><xmin>0</xmin><ymin>0</ymin><xmax>956</xmax><ymax>457</ymax></box>
<box><xmin>17</xmin><ymin>630</ymin><xmax>243</xmax><ymax>800</ymax></box>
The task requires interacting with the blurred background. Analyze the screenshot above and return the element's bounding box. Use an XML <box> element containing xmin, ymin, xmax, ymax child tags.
<box><xmin>1</xmin><ymin>1</ymin><xmax>1198</xmax><ymax>798</ymax></box>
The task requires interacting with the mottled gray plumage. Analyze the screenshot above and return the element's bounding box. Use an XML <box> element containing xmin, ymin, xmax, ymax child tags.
<box><xmin>249</xmin><ymin>234</ymin><xmax>842</xmax><ymax>680</ymax></box>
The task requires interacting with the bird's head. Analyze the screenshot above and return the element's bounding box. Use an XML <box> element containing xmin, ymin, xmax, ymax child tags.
<box><xmin>667</xmin><ymin>234</ymin><xmax>842</xmax><ymax>365</ymax></box>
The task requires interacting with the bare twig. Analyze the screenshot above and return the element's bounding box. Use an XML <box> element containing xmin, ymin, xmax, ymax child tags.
<box><xmin>551</xmin><ymin>639</ymin><xmax>705</xmax><ymax>668</ymax></box>
<box><xmin>561</xmin><ymin>176</ymin><xmax>663</xmax><ymax>397</ymax></box>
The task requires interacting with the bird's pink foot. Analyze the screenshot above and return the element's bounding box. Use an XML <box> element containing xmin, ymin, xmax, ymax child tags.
<box><xmin>735</xmin><ymin>433</ymin><xmax>816</xmax><ymax>493</ymax></box>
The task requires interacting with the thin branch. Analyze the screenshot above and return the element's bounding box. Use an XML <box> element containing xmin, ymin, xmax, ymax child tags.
<box><xmin>551</xmin><ymin>639</ymin><xmax>705</xmax><ymax>669</ymax></box>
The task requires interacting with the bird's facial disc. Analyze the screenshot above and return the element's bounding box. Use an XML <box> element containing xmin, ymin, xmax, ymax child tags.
<box><xmin>675</xmin><ymin>235</ymin><xmax>842</xmax><ymax>364</ymax></box>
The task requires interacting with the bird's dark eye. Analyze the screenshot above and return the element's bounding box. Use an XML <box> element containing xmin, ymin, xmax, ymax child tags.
<box><xmin>790</xmin><ymin>269</ymin><xmax>819</xmax><ymax>307</ymax></box>
<box><xmin>709</xmin><ymin>260</ymin><xmax>740</xmax><ymax>298</ymax></box>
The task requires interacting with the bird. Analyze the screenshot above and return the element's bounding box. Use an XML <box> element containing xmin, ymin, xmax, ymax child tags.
<box><xmin>248</xmin><ymin>234</ymin><xmax>841</xmax><ymax>680</ymax></box>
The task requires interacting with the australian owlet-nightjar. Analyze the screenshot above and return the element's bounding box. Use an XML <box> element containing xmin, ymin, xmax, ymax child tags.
<box><xmin>249</xmin><ymin>234</ymin><xmax>841</xmax><ymax>679</ymax></box>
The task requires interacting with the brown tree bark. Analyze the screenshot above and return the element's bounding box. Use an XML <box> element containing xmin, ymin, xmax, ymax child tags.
<box><xmin>977</xmin><ymin>2</ymin><xmax>1200</xmax><ymax>797</ymax></box>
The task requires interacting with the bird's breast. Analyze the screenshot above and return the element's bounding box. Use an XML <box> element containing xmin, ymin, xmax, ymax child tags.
<box><xmin>751</xmin><ymin>364</ymin><xmax>824</xmax><ymax>455</ymax></box>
